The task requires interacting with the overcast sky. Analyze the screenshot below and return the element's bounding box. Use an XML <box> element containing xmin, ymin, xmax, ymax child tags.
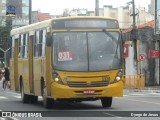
<box><xmin>32</xmin><ymin>0</ymin><xmax>151</xmax><ymax>15</ymax></box>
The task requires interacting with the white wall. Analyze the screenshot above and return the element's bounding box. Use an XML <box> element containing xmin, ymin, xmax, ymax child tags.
<box><xmin>125</xmin><ymin>41</ymin><xmax>136</xmax><ymax>76</ymax></box>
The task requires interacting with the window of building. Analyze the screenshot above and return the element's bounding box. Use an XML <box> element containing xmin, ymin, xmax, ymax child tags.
<box><xmin>22</xmin><ymin>7</ymin><xmax>29</xmax><ymax>16</ymax></box>
<box><xmin>2</xmin><ymin>0</ymin><xmax>6</xmax><ymax>4</ymax></box>
<box><xmin>2</xmin><ymin>10</ymin><xmax>6</xmax><ymax>14</ymax></box>
<box><xmin>22</xmin><ymin>0</ymin><xmax>29</xmax><ymax>6</ymax></box>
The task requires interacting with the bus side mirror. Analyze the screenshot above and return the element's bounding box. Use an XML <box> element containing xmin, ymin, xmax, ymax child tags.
<box><xmin>46</xmin><ymin>35</ymin><xmax>52</xmax><ymax>47</ymax></box>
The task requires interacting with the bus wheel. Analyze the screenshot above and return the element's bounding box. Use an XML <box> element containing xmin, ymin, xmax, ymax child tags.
<box><xmin>101</xmin><ymin>97</ymin><xmax>112</xmax><ymax>108</ymax></box>
<box><xmin>30</xmin><ymin>95</ymin><xmax>38</xmax><ymax>104</ymax></box>
<box><xmin>20</xmin><ymin>82</ymin><xmax>30</xmax><ymax>103</ymax></box>
<box><xmin>42</xmin><ymin>88</ymin><xmax>53</xmax><ymax>109</ymax></box>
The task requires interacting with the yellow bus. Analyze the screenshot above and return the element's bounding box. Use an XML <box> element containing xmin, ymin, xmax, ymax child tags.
<box><xmin>10</xmin><ymin>16</ymin><xmax>123</xmax><ymax>109</ymax></box>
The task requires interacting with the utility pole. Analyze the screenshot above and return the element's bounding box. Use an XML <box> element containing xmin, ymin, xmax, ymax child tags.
<box><xmin>132</xmin><ymin>0</ymin><xmax>136</xmax><ymax>28</ymax></box>
<box><xmin>95</xmin><ymin>0</ymin><xmax>99</xmax><ymax>16</ymax></box>
<box><xmin>154</xmin><ymin>0</ymin><xmax>160</xmax><ymax>85</ymax></box>
<box><xmin>129</xmin><ymin>0</ymin><xmax>138</xmax><ymax>73</ymax></box>
<box><xmin>154</xmin><ymin>0</ymin><xmax>157</xmax><ymax>34</ymax></box>
<box><xmin>29</xmin><ymin>0</ymin><xmax>32</xmax><ymax>24</ymax></box>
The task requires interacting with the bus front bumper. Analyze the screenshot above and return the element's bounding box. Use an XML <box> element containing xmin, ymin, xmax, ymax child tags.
<box><xmin>51</xmin><ymin>81</ymin><xmax>123</xmax><ymax>99</ymax></box>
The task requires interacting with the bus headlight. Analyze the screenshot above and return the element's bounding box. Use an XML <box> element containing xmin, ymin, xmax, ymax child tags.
<box><xmin>115</xmin><ymin>70</ymin><xmax>122</xmax><ymax>82</ymax></box>
<box><xmin>116</xmin><ymin>76</ymin><xmax>121</xmax><ymax>81</ymax></box>
<box><xmin>52</xmin><ymin>72</ymin><xmax>64</xmax><ymax>85</ymax></box>
<box><xmin>55</xmin><ymin>77</ymin><xmax>59</xmax><ymax>82</ymax></box>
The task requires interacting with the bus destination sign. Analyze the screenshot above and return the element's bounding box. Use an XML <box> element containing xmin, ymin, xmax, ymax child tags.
<box><xmin>52</xmin><ymin>18</ymin><xmax>119</xmax><ymax>29</ymax></box>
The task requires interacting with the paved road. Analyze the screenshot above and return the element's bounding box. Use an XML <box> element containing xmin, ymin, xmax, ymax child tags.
<box><xmin>1</xmin><ymin>87</ymin><xmax>160</xmax><ymax>120</ymax></box>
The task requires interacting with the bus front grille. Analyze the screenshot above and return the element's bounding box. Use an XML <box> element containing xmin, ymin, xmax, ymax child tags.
<box><xmin>67</xmin><ymin>81</ymin><xmax>109</xmax><ymax>87</ymax></box>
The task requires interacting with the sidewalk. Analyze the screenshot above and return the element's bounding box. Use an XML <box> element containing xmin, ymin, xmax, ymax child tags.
<box><xmin>124</xmin><ymin>86</ymin><xmax>160</xmax><ymax>93</ymax></box>
<box><xmin>0</xmin><ymin>80</ymin><xmax>4</xmax><ymax>91</ymax></box>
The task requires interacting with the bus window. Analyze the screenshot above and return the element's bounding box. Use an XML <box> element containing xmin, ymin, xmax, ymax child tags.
<box><xmin>53</xmin><ymin>32</ymin><xmax>88</xmax><ymax>71</ymax></box>
<box><xmin>34</xmin><ymin>31</ymin><xmax>40</xmax><ymax>57</ymax></box>
<box><xmin>33</xmin><ymin>33</ymin><xmax>36</xmax><ymax>57</ymax></box>
<box><xmin>88</xmin><ymin>32</ymin><xmax>121</xmax><ymax>71</ymax></box>
<box><xmin>24</xmin><ymin>33</ymin><xmax>28</xmax><ymax>58</ymax></box>
<box><xmin>19</xmin><ymin>34</ymin><xmax>24</xmax><ymax>58</ymax></box>
<box><xmin>34</xmin><ymin>30</ymin><xmax>46</xmax><ymax>57</ymax></box>
<box><xmin>39</xmin><ymin>30</ymin><xmax>43</xmax><ymax>57</ymax></box>
<box><xmin>42</xmin><ymin>29</ymin><xmax>46</xmax><ymax>57</ymax></box>
<box><xmin>11</xmin><ymin>37</ymin><xmax>15</xmax><ymax>59</ymax></box>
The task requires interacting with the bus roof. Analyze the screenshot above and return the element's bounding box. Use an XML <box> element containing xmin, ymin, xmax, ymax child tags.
<box><xmin>10</xmin><ymin>19</ymin><xmax>52</xmax><ymax>36</ymax></box>
<box><xmin>10</xmin><ymin>16</ymin><xmax>118</xmax><ymax>36</ymax></box>
<box><xmin>53</xmin><ymin>16</ymin><xmax>117</xmax><ymax>21</ymax></box>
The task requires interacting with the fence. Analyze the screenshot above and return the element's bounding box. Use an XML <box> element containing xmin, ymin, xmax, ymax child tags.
<box><xmin>123</xmin><ymin>74</ymin><xmax>145</xmax><ymax>89</ymax></box>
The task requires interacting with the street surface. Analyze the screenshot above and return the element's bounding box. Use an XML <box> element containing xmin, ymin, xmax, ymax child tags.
<box><xmin>0</xmin><ymin>85</ymin><xmax>160</xmax><ymax>120</ymax></box>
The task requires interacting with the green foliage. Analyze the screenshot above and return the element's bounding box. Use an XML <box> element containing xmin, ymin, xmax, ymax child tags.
<box><xmin>0</xmin><ymin>25</ymin><xmax>11</xmax><ymax>50</ymax></box>
<box><xmin>0</xmin><ymin>18</ymin><xmax>12</xmax><ymax>38</ymax></box>
<box><xmin>0</xmin><ymin>18</ymin><xmax>12</xmax><ymax>59</ymax></box>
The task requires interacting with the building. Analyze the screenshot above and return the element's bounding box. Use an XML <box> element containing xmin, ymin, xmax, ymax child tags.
<box><xmin>31</xmin><ymin>11</ymin><xmax>63</xmax><ymax>23</ymax></box>
<box><xmin>80</xmin><ymin>5</ymin><xmax>154</xmax><ymax>29</ymax></box>
<box><xmin>103</xmin><ymin>6</ymin><xmax>130</xmax><ymax>29</ymax></box>
<box><xmin>87</xmin><ymin>11</ymin><xmax>95</xmax><ymax>16</ymax></box>
<box><xmin>0</xmin><ymin>0</ymin><xmax>30</xmax><ymax>27</ymax></box>
<box><xmin>123</xmin><ymin>20</ymin><xmax>160</xmax><ymax>86</ymax></box>
<box><xmin>69</xmin><ymin>9</ymin><xmax>88</xmax><ymax>16</ymax></box>
<box><xmin>31</xmin><ymin>11</ymin><xmax>51</xmax><ymax>23</ymax></box>
<box><xmin>148</xmin><ymin>0</ymin><xmax>155</xmax><ymax>15</ymax></box>
<box><xmin>0</xmin><ymin>0</ymin><xmax>6</xmax><ymax>26</ymax></box>
<box><xmin>98</xmin><ymin>5</ymin><xmax>154</xmax><ymax>29</ymax></box>
<box><xmin>9</xmin><ymin>0</ymin><xmax>30</xmax><ymax>28</ymax></box>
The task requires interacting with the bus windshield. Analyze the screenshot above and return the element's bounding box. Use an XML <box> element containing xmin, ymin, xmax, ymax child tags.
<box><xmin>53</xmin><ymin>32</ymin><xmax>122</xmax><ymax>71</ymax></box>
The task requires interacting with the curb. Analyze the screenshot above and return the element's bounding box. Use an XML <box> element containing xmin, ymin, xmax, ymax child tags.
<box><xmin>124</xmin><ymin>89</ymin><xmax>160</xmax><ymax>93</ymax></box>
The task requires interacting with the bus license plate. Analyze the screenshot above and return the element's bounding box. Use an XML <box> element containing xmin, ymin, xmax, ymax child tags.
<box><xmin>83</xmin><ymin>90</ymin><xmax>95</xmax><ymax>94</ymax></box>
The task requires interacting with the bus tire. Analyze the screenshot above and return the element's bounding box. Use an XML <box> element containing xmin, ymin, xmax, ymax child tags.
<box><xmin>20</xmin><ymin>81</ymin><xmax>30</xmax><ymax>103</ymax></box>
<box><xmin>30</xmin><ymin>95</ymin><xmax>38</xmax><ymax>104</ymax></box>
<box><xmin>42</xmin><ymin>88</ymin><xmax>53</xmax><ymax>109</ymax></box>
<box><xmin>101</xmin><ymin>97</ymin><xmax>112</xmax><ymax>108</ymax></box>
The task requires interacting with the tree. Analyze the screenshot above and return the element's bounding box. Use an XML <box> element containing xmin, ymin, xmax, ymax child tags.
<box><xmin>0</xmin><ymin>17</ymin><xmax>12</xmax><ymax>49</ymax></box>
<box><xmin>0</xmin><ymin>17</ymin><xmax>12</xmax><ymax>67</ymax></box>
<box><xmin>63</xmin><ymin>8</ymin><xmax>70</xmax><ymax>17</ymax></box>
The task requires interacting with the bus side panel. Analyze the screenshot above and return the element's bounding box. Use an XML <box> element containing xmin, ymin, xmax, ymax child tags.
<box><xmin>18</xmin><ymin>59</ymin><xmax>30</xmax><ymax>94</ymax></box>
<box><xmin>33</xmin><ymin>59</ymin><xmax>42</xmax><ymax>96</ymax></box>
<box><xmin>28</xmin><ymin>36</ymin><xmax>33</xmax><ymax>93</ymax></box>
<box><xmin>45</xmin><ymin>46</ymin><xmax>52</xmax><ymax>96</ymax></box>
<box><xmin>10</xmin><ymin>60</ymin><xmax>15</xmax><ymax>90</ymax></box>
<box><xmin>43</xmin><ymin>58</ymin><xmax>46</xmax><ymax>81</ymax></box>
<box><xmin>14</xmin><ymin>39</ymin><xmax>19</xmax><ymax>91</ymax></box>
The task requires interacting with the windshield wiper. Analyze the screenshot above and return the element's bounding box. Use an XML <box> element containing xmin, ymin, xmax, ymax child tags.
<box><xmin>102</xmin><ymin>29</ymin><xmax>119</xmax><ymax>55</ymax></box>
<box><xmin>102</xmin><ymin>29</ymin><xmax>121</xmax><ymax>68</ymax></box>
<box><xmin>102</xmin><ymin>29</ymin><xmax>118</xmax><ymax>44</ymax></box>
